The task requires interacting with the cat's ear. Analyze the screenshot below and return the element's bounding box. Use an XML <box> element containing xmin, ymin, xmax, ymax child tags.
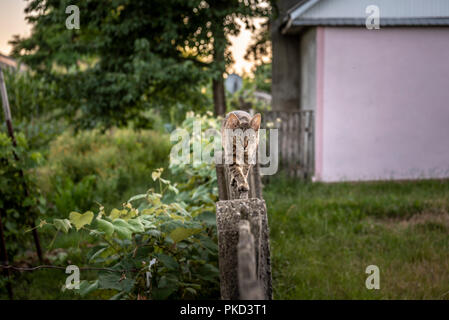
<box><xmin>225</xmin><ymin>112</ymin><xmax>240</xmax><ymax>128</ymax></box>
<box><xmin>250</xmin><ymin>113</ymin><xmax>261</xmax><ymax>131</ymax></box>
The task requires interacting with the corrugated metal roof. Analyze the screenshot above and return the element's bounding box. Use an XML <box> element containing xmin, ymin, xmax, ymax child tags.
<box><xmin>282</xmin><ymin>0</ymin><xmax>449</xmax><ymax>33</ymax></box>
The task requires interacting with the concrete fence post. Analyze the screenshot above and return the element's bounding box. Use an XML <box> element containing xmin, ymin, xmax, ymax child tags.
<box><xmin>215</xmin><ymin>198</ymin><xmax>273</xmax><ymax>300</ymax></box>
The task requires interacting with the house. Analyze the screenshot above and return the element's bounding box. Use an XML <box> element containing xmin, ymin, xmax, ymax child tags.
<box><xmin>272</xmin><ymin>0</ymin><xmax>449</xmax><ymax>182</ymax></box>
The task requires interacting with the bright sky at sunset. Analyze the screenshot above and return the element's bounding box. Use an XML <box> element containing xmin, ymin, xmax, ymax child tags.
<box><xmin>0</xmin><ymin>0</ymin><xmax>260</xmax><ymax>75</ymax></box>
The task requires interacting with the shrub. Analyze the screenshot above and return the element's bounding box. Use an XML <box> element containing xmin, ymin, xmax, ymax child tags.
<box><xmin>32</xmin><ymin>112</ymin><xmax>223</xmax><ymax>299</ymax></box>
<box><xmin>0</xmin><ymin>132</ymin><xmax>44</xmax><ymax>257</ymax></box>
<box><xmin>37</xmin><ymin>128</ymin><xmax>172</xmax><ymax>216</ymax></box>
<box><xmin>34</xmin><ymin>112</ymin><xmax>222</xmax><ymax>299</ymax></box>
<box><xmin>40</xmin><ymin>168</ymin><xmax>219</xmax><ymax>299</ymax></box>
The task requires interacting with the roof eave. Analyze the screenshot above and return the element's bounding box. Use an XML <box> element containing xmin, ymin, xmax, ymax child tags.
<box><xmin>282</xmin><ymin>17</ymin><xmax>449</xmax><ymax>34</ymax></box>
<box><xmin>281</xmin><ymin>0</ymin><xmax>320</xmax><ymax>34</ymax></box>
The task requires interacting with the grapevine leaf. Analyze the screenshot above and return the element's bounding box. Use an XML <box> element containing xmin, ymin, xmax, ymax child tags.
<box><xmin>169</xmin><ymin>227</ymin><xmax>201</xmax><ymax>243</ymax></box>
<box><xmin>96</xmin><ymin>218</ymin><xmax>114</xmax><ymax>237</ymax></box>
<box><xmin>109</xmin><ymin>208</ymin><xmax>121</xmax><ymax>220</ymax></box>
<box><xmin>69</xmin><ymin>211</ymin><xmax>94</xmax><ymax>231</ymax></box>
<box><xmin>53</xmin><ymin>219</ymin><xmax>72</xmax><ymax>233</ymax></box>
<box><xmin>128</xmin><ymin>218</ymin><xmax>145</xmax><ymax>233</ymax></box>
<box><xmin>155</xmin><ymin>253</ymin><xmax>178</xmax><ymax>270</ymax></box>
<box><xmin>79</xmin><ymin>280</ymin><xmax>99</xmax><ymax>296</ymax></box>
<box><xmin>112</xmin><ymin>219</ymin><xmax>133</xmax><ymax>240</ymax></box>
<box><xmin>98</xmin><ymin>272</ymin><xmax>135</xmax><ymax>293</ymax></box>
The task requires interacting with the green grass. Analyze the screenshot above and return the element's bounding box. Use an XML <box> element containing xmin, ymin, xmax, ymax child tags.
<box><xmin>264</xmin><ymin>177</ymin><xmax>449</xmax><ymax>299</ymax></box>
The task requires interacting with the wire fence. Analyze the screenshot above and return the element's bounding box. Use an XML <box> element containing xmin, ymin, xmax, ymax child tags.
<box><xmin>0</xmin><ymin>264</ymin><xmax>136</xmax><ymax>273</ymax></box>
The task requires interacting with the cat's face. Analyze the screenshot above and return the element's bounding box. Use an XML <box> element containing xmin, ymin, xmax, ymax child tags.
<box><xmin>222</xmin><ymin>112</ymin><xmax>261</xmax><ymax>165</ymax></box>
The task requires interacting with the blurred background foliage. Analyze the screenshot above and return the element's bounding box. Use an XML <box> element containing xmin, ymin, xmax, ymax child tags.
<box><xmin>10</xmin><ymin>0</ymin><xmax>274</xmax><ymax>128</ymax></box>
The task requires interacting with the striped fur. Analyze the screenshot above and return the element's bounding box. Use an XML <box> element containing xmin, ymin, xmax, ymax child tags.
<box><xmin>222</xmin><ymin>111</ymin><xmax>261</xmax><ymax>193</ymax></box>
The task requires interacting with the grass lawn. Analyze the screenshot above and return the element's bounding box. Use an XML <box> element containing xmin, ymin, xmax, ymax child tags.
<box><xmin>264</xmin><ymin>177</ymin><xmax>449</xmax><ymax>299</ymax></box>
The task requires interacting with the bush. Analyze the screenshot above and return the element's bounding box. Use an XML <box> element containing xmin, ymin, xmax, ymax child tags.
<box><xmin>37</xmin><ymin>128</ymin><xmax>172</xmax><ymax>217</ymax></box>
<box><xmin>0</xmin><ymin>132</ymin><xmax>44</xmax><ymax>257</ymax></box>
<box><xmin>34</xmin><ymin>112</ymin><xmax>223</xmax><ymax>299</ymax></box>
<box><xmin>41</xmin><ymin>168</ymin><xmax>219</xmax><ymax>299</ymax></box>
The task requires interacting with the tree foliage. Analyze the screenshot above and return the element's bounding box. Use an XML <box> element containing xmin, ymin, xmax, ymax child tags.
<box><xmin>11</xmin><ymin>0</ymin><xmax>272</xmax><ymax>128</ymax></box>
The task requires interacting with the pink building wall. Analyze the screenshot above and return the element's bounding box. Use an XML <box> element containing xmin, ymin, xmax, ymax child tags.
<box><xmin>315</xmin><ymin>27</ymin><xmax>449</xmax><ymax>182</ymax></box>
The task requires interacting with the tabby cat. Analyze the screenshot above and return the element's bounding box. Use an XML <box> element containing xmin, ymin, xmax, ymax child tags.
<box><xmin>222</xmin><ymin>111</ymin><xmax>261</xmax><ymax>193</ymax></box>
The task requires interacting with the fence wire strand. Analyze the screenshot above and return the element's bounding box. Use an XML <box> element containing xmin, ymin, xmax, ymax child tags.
<box><xmin>0</xmin><ymin>264</ymin><xmax>136</xmax><ymax>273</ymax></box>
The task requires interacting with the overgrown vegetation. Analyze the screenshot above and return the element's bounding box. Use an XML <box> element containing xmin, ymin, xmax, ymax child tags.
<box><xmin>36</xmin><ymin>128</ymin><xmax>171</xmax><ymax>216</ymax></box>
<box><xmin>37</xmin><ymin>168</ymin><xmax>219</xmax><ymax>300</ymax></box>
<box><xmin>0</xmin><ymin>112</ymin><xmax>222</xmax><ymax>300</ymax></box>
<box><xmin>0</xmin><ymin>132</ymin><xmax>44</xmax><ymax>258</ymax></box>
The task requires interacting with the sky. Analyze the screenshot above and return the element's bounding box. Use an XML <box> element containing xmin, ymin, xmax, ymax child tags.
<box><xmin>0</xmin><ymin>0</ymin><xmax>258</xmax><ymax>75</ymax></box>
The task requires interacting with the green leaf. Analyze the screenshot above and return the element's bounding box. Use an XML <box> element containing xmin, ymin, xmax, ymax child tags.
<box><xmin>96</xmin><ymin>218</ymin><xmax>114</xmax><ymax>237</ymax></box>
<box><xmin>112</xmin><ymin>219</ymin><xmax>133</xmax><ymax>240</ymax></box>
<box><xmin>128</xmin><ymin>218</ymin><xmax>145</xmax><ymax>233</ymax></box>
<box><xmin>109</xmin><ymin>208</ymin><xmax>121</xmax><ymax>220</ymax></box>
<box><xmin>152</xmin><ymin>287</ymin><xmax>177</xmax><ymax>300</ymax></box>
<box><xmin>155</xmin><ymin>253</ymin><xmax>178</xmax><ymax>270</ymax></box>
<box><xmin>171</xmin><ymin>203</ymin><xmax>189</xmax><ymax>216</ymax></box>
<box><xmin>69</xmin><ymin>211</ymin><xmax>94</xmax><ymax>231</ymax></box>
<box><xmin>109</xmin><ymin>291</ymin><xmax>126</xmax><ymax>300</ymax></box>
<box><xmin>98</xmin><ymin>272</ymin><xmax>135</xmax><ymax>293</ymax></box>
<box><xmin>127</xmin><ymin>194</ymin><xmax>147</xmax><ymax>202</ymax></box>
<box><xmin>141</xmin><ymin>208</ymin><xmax>156</xmax><ymax>215</ymax></box>
<box><xmin>120</xmin><ymin>209</ymin><xmax>137</xmax><ymax>221</ymax></box>
<box><xmin>169</xmin><ymin>227</ymin><xmax>201</xmax><ymax>243</ymax></box>
<box><xmin>79</xmin><ymin>280</ymin><xmax>99</xmax><ymax>296</ymax></box>
<box><xmin>168</xmin><ymin>184</ymin><xmax>179</xmax><ymax>194</ymax></box>
<box><xmin>53</xmin><ymin>219</ymin><xmax>72</xmax><ymax>233</ymax></box>
<box><xmin>152</xmin><ymin>274</ymin><xmax>178</xmax><ymax>299</ymax></box>
<box><xmin>88</xmin><ymin>246</ymin><xmax>107</xmax><ymax>262</ymax></box>
<box><xmin>196</xmin><ymin>264</ymin><xmax>219</xmax><ymax>282</ymax></box>
<box><xmin>195</xmin><ymin>211</ymin><xmax>216</xmax><ymax>226</ymax></box>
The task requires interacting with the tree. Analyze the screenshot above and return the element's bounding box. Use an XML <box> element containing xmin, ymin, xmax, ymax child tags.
<box><xmin>245</xmin><ymin>19</ymin><xmax>272</xmax><ymax>67</ymax></box>
<box><xmin>11</xmin><ymin>0</ymin><xmax>272</xmax><ymax>127</ymax></box>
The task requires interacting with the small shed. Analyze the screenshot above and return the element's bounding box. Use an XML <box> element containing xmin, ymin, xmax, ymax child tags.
<box><xmin>272</xmin><ymin>0</ymin><xmax>449</xmax><ymax>182</ymax></box>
